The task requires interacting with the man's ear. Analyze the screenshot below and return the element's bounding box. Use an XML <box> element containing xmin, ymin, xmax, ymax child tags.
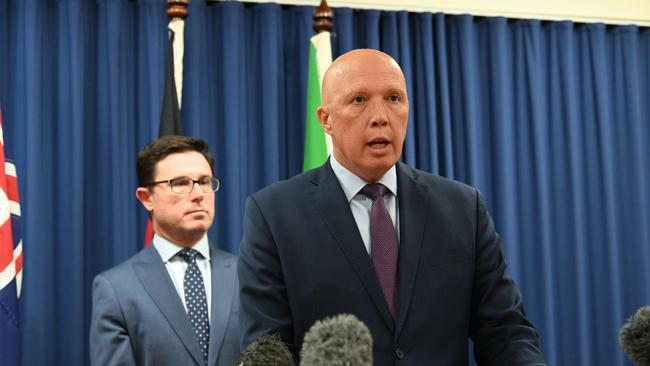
<box><xmin>317</xmin><ymin>106</ymin><xmax>333</xmax><ymax>136</ymax></box>
<box><xmin>135</xmin><ymin>187</ymin><xmax>154</xmax><ymax>212</ymax></box>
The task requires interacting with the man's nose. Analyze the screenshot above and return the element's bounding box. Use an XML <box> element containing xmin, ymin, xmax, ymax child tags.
<box><xmin>369</xmin><ymin>99</ymin><xmax>389</xmax><ymax>127</ymax></box>
<box><xmin>187</xmin><ymin>183</ymin><xmax>205</xmax><ymax>200</ymax></box>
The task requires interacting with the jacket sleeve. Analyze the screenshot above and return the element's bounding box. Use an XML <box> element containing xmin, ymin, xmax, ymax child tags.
<box><xmin>469</xmin><ymin>190</ymin><xmax>547</xmax><ymax>365</ymax></box>
<box><xmin>89</xmin><ymin>274</ymin><xmax>137</xmax><ymax>366</ymax></box>
<box><xmin>237</xmin><ymin>195</ymin><xmax>297</xmax><ymax>356</ymax></box>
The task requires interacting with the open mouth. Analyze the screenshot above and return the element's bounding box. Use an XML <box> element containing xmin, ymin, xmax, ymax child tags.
<box><xmin>367</xmin><ymin>138</ymin><xmax>390</xmax><ymax>149</ymax></box>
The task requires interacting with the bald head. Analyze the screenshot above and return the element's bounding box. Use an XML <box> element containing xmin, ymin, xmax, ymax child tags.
<box><xmin>321</xmin><ymin>49</ymin><xmax>406</xmax><ymax>105</ymax></box>
<box><xmin>316</xmin><ymin>49</ymin><xmax>409</xmax><ymax>183</ymax></box>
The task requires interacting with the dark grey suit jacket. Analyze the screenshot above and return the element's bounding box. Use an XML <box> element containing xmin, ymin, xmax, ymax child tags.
<box><xmin>238</xmin><ymin>161</ymin><xmax>545</xmax><ymax>365</ymax></box>
<box><xmin>90</xmin><ymin>244</ymin><xmax>239</xmax><ymax>366</ymax></box>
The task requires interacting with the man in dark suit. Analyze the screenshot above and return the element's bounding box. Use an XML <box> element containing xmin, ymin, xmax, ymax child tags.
<box><xmin>238</xmin><ymin>49</ymin><xmax>546</xmax><ymax>365</ymax></box>
<box><xmin>90</xmin><ymin>136</ymin><xmax>239</xmax><ymax>366</ymax></box>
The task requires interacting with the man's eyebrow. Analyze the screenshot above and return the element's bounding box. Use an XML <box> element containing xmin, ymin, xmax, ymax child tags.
<box><xmin>386</xmin><ymin>87</ymin><xmax>406</xmax><ymax>94</ymax></box>
<box><xmin>339</xmin><ymin>88</ymin><xmax>369</xmax><ymax>100</ymax></box>
<box><xmin>167</xmin><ymin>174</ymin><xmax>212</xmax><ymax>180</ymax></box>
<box><xmin>339</xmin><ymin>85</ymin><xmax>405</xmax><ymax>98</ymax></box>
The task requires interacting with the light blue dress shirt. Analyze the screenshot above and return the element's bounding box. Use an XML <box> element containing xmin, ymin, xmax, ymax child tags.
<box><xmin>329</xmin><ymin>155</ymin><xmax>400</xmax><ymax>254</ymax></box>
<box><xmin>153</xmin><ymin>234</ymin><xmax>212</xmax><ymax>322</ymax></box>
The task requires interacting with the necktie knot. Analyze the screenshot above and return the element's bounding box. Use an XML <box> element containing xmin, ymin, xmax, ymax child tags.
<box><xmin>178</xmin><ymin>248</ymin><xmax>200</xmax><ymax>263</ymax></box>
<box><xmin>361</xmin><ymin>183</ymin><xmax>388</xmax><ymax>201</ymax></box>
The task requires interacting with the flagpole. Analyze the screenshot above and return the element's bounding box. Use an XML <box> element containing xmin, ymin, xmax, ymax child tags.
<box><xmin>166</xmin><ymin>0</ymin><xmax>188</xmax><ymax>110</ymax></box>
<box><xmin>144</xmin><ymin>0</ymin><xmax>190</xmax><ymax>247</ymax></box>
<box><xmin>302</xmin><ymin>1</ymin><xmax>334</xmax><ymax>171</ymax></box>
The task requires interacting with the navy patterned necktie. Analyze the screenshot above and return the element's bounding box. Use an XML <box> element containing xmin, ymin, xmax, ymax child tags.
<box><xmin>361</xmin><ymin>183</ymin><xmax>399</xmax><ymax>319</ymax></box>
<box><xmin>178</xmin><ymin>248</ymin><xmax>210</xmax><ymax>365</ymax></box>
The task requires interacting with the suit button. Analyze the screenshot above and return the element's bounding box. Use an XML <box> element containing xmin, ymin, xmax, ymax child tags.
<box><xmin>394</xmin><ymin>347</ymin><xmax>404</xmax><ymax>360</ymax></box>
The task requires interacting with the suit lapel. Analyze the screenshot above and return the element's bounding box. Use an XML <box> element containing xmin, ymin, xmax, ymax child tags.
<box><xmin>394</xmin><ymin>162</ymin><xmax>428</xmax><ymax>338</ymax></box>
<box><xmin>207</xmin><ymin>246</ymin><xmax>236</xmax><ymax>366</ymax></box>
<box><xmin>309</xmin><ymin>163</ymin><xmax>395</xmax><ymax>331</ymax></box>
<box><xmin>133</xmin><ymin>245</ymin><xmax>203</xmax><ymax>366</ymax></box>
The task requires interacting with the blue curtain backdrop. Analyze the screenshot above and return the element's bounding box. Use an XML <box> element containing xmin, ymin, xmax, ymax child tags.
<box><xmin>0</xmin><ymin>1</ymin><xmax>648</xmax><ymax>365</ymax></box>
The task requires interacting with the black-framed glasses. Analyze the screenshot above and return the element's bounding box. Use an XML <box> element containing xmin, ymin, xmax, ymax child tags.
<box><xmin>143</xmin><ymin>176</ymin><xmax>221</xmax><ymax>194</ymax></box>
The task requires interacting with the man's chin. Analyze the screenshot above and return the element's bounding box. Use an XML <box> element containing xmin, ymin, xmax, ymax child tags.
<box><xmin>357</xmin><ymin>172</ymin><xmax>387</xmax><ymax>184</ymax></box>
<box><xmin>181</xmin><ymin>219</ymin><xmax>213</xmax><ymax>234</ymax></box>
<box><xmin>363</xmin><ymin>159</ymin><xmax>397</xmax><ymax>178</ymax></box>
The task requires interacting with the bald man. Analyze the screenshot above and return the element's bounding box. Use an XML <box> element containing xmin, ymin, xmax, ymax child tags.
<box><xmin>238</xmin><ymin>49</ymin><xmax>545</xmax><ymax>365</ymax></box>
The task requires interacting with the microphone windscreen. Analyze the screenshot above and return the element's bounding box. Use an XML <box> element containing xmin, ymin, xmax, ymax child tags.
<box><xmin>238</xmin><ymin>333</ymin><xmax>295</xmax><ymax>366</ymax></box>
<box><xmin>300</xmin><ymin>313</ymin><xmax>372</xmax><ymax>366</ymax></box>
<box><xmin>620</xmin><ymin>306</ymin><xmax>650</xmax><ymax>366</ymax></box>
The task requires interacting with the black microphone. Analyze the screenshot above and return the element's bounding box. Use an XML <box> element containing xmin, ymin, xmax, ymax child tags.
<box><xmin>620</xmin><ymin>306</ymin><xmax>650</xmax><ymax>366</ymax></box>
<box><xmin>238</xmin><ymin>333</ymin><xmax>295</xmax><ymax>366</ymax></box>
<box><xmin>300</xmin><ymin>313</ymin><xmax>373</xmax><ymax>366</ymax></box>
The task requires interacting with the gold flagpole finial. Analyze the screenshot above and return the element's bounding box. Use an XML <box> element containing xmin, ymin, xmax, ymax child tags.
<box><xmin>167</xmin><ymin>0</ymin><xmax>189</xmax><ymax>19</ymax></box>
<box><xmin>313</xmin><ymin>0</ymin><xmax>333</xmax><ymax>33</ymax></box>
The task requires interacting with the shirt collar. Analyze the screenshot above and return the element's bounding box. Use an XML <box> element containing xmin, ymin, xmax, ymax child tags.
<box><xmin>153</xmin><ymin>233</ymin><xmax>211</xmax><ymax>263</ymax></box>
<box><xmin>329</xmin><ymin>155</ymin><xmax>397</xmax><ymax>202</ymax></box>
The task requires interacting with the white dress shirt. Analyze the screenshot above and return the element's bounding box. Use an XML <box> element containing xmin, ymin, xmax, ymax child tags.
<box><xmin>153</xmin><ymin>234</ymin><xmax>212</xmax><ymax>322</ymax></box>
<box><xmin>329</xmin><ymin>155</ymin><xmax>400</xmax><ymax>254</ymax></box>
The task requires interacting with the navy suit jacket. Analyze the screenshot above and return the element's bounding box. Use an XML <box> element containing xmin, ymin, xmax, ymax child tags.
<box><xmin>90</xmin><ymin>244</ymin><xmax>240</xmax><ymax>366</ymax></box>
<box><xmin>238</xmin><ymin>161</ymin><xmax>545</xmax><ymax>365</ymax></box>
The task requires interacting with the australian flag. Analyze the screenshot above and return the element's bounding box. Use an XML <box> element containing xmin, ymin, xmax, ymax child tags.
<box><xmin>0</xmin><ymin>107</ymin><xmax>22</xmax><ymax>366</ymax></box>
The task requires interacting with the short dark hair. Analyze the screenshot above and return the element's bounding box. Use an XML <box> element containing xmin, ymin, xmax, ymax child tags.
<box><xmin>136</xmin><ymin>135</ymin><xmax>215</xmax><ymax>187</ymax></box>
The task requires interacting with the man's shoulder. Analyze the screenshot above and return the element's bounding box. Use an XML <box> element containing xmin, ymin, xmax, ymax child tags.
<box><xmin>398</xmin><ymin>162</ymin><xmax>476</xmax><ymax>196</ymax></box>
<box><xmin>94</xmin><ymin>245</ymin><xmax>155</xmax><ymax>283</ymax></box>
<box><xmin>252</xmin><ymin>165</ymin><xmax>326</xmax><ymax>199</ymax></box>
<box><xmin>211</xmin><ymin>245</ymin><xmax>238</xmax><ymax>265</ymax></box>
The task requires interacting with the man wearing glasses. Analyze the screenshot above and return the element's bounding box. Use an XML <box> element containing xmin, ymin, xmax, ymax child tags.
<box><xmin>90</xmin><ymin>136</ymin><xmax>240</xmax><ymax>366</ymax></box>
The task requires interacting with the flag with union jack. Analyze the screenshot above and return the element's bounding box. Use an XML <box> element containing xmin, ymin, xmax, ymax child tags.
<box><xmin>0</xmin><ymin>107</ymin><xmax>22</xmax><ymax>366</ymax></box>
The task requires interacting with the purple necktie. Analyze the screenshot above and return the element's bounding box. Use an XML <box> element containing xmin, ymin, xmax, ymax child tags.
<box><xmin>362</xmin><ymin>183</ymin><xmax>399</xmax><ymax>319</ymax></box>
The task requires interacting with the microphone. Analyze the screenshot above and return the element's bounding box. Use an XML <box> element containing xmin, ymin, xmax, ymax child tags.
<box><xmin>238</xmin><ymin>333</ymin><xmax>295</xmax><ymax>366</ymax></box>
<box><xmin>620</xmin><ymin>306</ymin><xmax>650</xmax><ymax>366</ymax></box>
<box><xmin>300</xmin><ymin>313</ymin><xmax>373</xmax><ymax>366</ymax></box>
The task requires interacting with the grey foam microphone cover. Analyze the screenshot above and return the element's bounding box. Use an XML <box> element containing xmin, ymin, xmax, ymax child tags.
<box><xmin>620</xmin><ymin>306</ymin><xmax>650</xmax><ymax>366</ymax></box>
<box><xmin>300</xmin><ymin>313</ymin><xmax>373</xmax><ymax>366</ymax></box>
<box><xmin>238</xmin><ymin>333</ymin><xmax>295</xmax><ymax>366</ymax></box>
